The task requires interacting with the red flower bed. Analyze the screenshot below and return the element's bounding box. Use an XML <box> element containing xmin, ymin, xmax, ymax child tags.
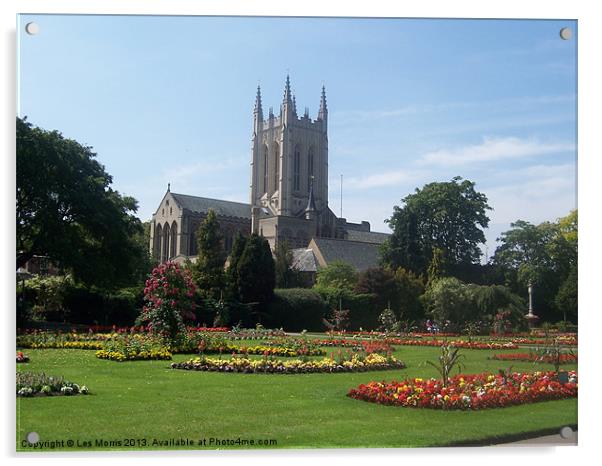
<box><xmin>186</xmin><ymin>326</ymin><xmax>230</xmax><ymax>333</ymax></box>
<box><xmin>491</xmin><ymin>353</ymin><xmax>577</xmax><ymax>364</ymax></box>
<box><xmin>383</xmin><ymin>339</ymin><xmax>519</xmax><ymax>350</ymax></box>
<box><xmin>348</xmin><ymin>371</ymin><xmax>577</xmax><ymax>410</ymax></box>
<box><xmin>316</xmin><ymin>339</ymin><xmax>393</xmax><ymax>354</ymax></box>
<box><xmin>506</xmin><ymin>337</ymin><xmax>578</xmax><ymax>346</ymax></box>
<box><xmin>316</xmin><ymin>339</ymin><xmax>362</xmax><ymax>348</ymax></box>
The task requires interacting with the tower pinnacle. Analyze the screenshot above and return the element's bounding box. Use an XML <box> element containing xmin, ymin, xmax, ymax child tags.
<box><xmin>305</xmin><ymin>176</ymin><xmax>318</xmax><ymax>220</ymax></box>
<box><xmin>318</xmin><ymin>85</ymin><xmax>327</xmax><ymax>119</ymax></box>
<box><xmin>283</xmin><ymin>74</ymin><xmax>292</xmax><ymax>105</ymax></box>
<box><xmin>254</xmin><ymin>85</ymin><xmax>263</xmax><ymax>118</ymax></box>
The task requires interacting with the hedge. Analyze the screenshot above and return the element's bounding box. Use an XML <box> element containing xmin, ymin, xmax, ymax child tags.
<box><xmin>315</xmin><ymin>287</ymin><xmax>380</xmax><ymax>330</ymax></box>
<box><xmin>264</xmin><ymin>288</ymin><xmax>329</xmax><ymax>332</ymax></box>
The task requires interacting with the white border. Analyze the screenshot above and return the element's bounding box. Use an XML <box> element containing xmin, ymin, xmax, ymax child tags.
<box><xmin>3</xmin><ymin>1</ymin><xmax>600</xmax><ymax>466</ymax></box>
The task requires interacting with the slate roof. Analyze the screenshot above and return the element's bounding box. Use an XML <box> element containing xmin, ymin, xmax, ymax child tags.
<box><xmin>311</xmin><ymin>238</ymin><xmax>381</xmax><ymax>272</ymax></box>
<box><xmin>170</xmin><ymin>193</ymin><xmax>251</xmax><ymax>219</ymax></box>
<box><xmin>291</xmin><ymin>248</ymin><xmax>318</xmax><ymax>273</ymax></box>
<box><xmin>345</xmin><ymin>229</ymin><xmax>390</xmax><ymax>244</ymax></box>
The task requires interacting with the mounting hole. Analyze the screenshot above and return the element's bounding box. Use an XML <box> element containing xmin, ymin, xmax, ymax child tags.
<box><xmin>559</xmin><ymin>426</ymin><xmax>574</xmax><ymax>439</ymax></box>
<box><xmin>26</xmin><ymin>432</ymin><xmax>40</xmax><ymax>444</ymax></box>
<box><xmin>559</xmin><ymin>27</ymin><xmax>572</xmax><ymax>40</ymax></box>
<box><xmin>25</xmin><ymin>22</ymin><xmax>39</xmax><ymax>35</ymax></box>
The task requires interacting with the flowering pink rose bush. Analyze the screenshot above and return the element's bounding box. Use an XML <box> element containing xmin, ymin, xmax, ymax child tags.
<box><xmin>138</xmin><ymin>262</ymin><xmax>197</xmax><ymax>343</ymax></box>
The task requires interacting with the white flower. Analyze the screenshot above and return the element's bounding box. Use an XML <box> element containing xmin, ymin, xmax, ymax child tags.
<box><xmin>18</xmin><ymin>387</ymin><xmax>33</xmax><ymax>397</ymax></box>
<box><xmin>60</xmin><ymin>386</ymin><xmax>74</xmax><ymax>395</ymax></box>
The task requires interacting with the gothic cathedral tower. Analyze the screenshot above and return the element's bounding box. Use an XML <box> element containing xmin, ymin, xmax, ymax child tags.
<box><xmin>250</xmin><ymin>76</ymin><xmax>336</xmax><ymax>248</ymax></box>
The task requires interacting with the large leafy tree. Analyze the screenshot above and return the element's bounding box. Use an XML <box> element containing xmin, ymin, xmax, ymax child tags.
<box><xmin>191</xmin><ymin>209</ymin><xmax>226</xmax><ymax>299</ymax></box>
<box><xmin>225</xmin><ymin>232</ymin><xmax>248</xmax><ymax>300</ymax></box>
<box><xmin>491</xmin><ymin>210</ymin><xmax>577</xmax><ymax>322</ymax></box>
<box><xmin>381</xmin><ymin>177</ymin><xmax>491</xmax><ymax>275</ymax></box>
<box><xmin>16</xmin><ymin>117</ymin><xmax>150</xmax><ymax>289</ymax></box>
<box><xmin>274</xmin><ymin>240</ymin><xmax>300</xmax><ymax>288</ymax></box>
<box><xmin>314</xmin><ymin>260</ymin><xmax>358</xmax><ymax>292</ymax></box>
<box><xmin>236</xmin><ymin>234</ymin><xmax>275</xmax><ymax>305</ymax></box>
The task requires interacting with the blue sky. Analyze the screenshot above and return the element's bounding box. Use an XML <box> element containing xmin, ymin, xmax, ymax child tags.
<box><xmin>17</xmin><ymin>15</ymin><xmax>577</xmax><ymax>257</ymax></box>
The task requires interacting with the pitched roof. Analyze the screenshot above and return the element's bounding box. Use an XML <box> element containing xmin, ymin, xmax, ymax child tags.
<box><xmin>170</xmin><ymin>193</ymin><xmax>251</xmax><ymax>219</ymax></box>
<box><xmin>345</xmin><ymin>229</ymin><xmax>390</xmax><ymax>244</ymax></box>
<box><xmin>310</xmin><ymin>237</ymin><xmax>381</xmax><ymax>272</ymax></box>
<box><xmin>291</xmin><ymin>248</ymin><xmax>319</xmax><ymax>272</ymax></box>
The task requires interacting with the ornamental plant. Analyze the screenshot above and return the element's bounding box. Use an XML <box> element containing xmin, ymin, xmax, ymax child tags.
<box><xmin>16</xmin><ymin>371</ymin><xmax>89</xmax><ymax>397</ymax></box>
<box><xmin>138</xmin><ymin>262</ymin><xmax>196</xmax><ymax>343</ymax></box>
<box><xmin>535</xmin><ymin>337</ymin><xmax>576</xmax><ymax>374</ymax></box>
<box><xmin>378</xmin><ymin>307</ymin><xmax>399</xmax><ymax>333</ymax></box>
<box><xmin>426</xmin><ymin>344</ymin><xmax>466</xmax><ymax>387</ymax></box>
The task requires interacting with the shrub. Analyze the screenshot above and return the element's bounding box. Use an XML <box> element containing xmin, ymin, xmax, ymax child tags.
<box><xmin>378</xmin><ymin>307</ymin><xmax>399</xmax><ymax>333</ymax></box>
<box><xmin>315</xmin><ymin>261</ymin><xmax>358</xmax><ymax>291</ymax></box>
<box><xmin>265</xmin><ymin>288</ymin><xmax>328</xmax><ymax>332</ymax></box>
<box><xmin>421</xmin><ymin>277</ymin><xmax>473</xmax><ymax>324</ymax></box>
<box><xmin>138</xmin><ymin>262</ymin><xmax>196</xmax><ymax>342</ymax></box>
<box><xmin>21</xmin><ymin>275</ymin><xmax>74</xmax><ymax>322</ymax></box>
<box><xmin>316</xmin><ymin>287</ymin><xmax>380</xmax><ymax>330</ymax></box>
<box><xmin>236</xmin><ymin>234</ymin><xmax>275</xmax><ymax>306</ymax></box>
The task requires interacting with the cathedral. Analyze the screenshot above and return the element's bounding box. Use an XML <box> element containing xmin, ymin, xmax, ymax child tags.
<box><xmin>149</xmin><ymin>76</ymin><xmax>389</xmax><ymax>273</ymax></box>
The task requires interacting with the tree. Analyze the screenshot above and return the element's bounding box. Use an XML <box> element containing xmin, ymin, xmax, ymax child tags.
<box><xmin>236</xmin><ymin>234</ymin><xmax>275</xmax><ymax>306</ymax></box>
<box><xmin>393</xmin><ymin>267</ymin><xmax>426</xmax><ymax>321</ymax></box>
<box><xmin>16</xmin><ymin>117</ymin><xmax>149</xmax><ymax>289</ymax></box>
<box><xmin>427</xmin><ymin>247</ymin><xmax>446</xmax><ymax>286</ymax></box>
<box><xmin>274</xmin><ymin>240</ymin><xmax>300</xmax><ymax>288</ymax></box>
<box><xmin>382</xmin><ymin>177</ymin><xmax>491</xmax><ymax>274</ymax></box>
<box><xmin>225</xmin><ymin>232</ymin><xmax>248</xmax><ymax>300</ymax></box>
<box><xmin>354</xmin><ymin>267</ymin><xmax>397</xmax><ymax>310</ymax></box>
<box><xmin>491</xmin><ymin>210</ymin><xmax>577</xmax><ymax>322</ymax></box>
<box><xmin>421</xmin><ymin>277</ymin><xmax>473</xmax><ymax>325</ymax></box>
<box><xmin>555</xmin><ymin>265</ymin><xmax>577</xmax><ymax>322</ymax></box>
<box><xmin>191</xmin><ymin>209</ymin><xmax>225</xmax><ymax>299</ymax></box>
<box><xmin>315</xmin><ymin>261</ymin><xmax>358</xmax><ymax>291</ymax></box>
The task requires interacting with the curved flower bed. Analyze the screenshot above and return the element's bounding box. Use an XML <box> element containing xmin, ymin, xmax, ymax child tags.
<box><xmin>171</xmin><ymin>353</ymin><xmax>406</xmax><ymax>374</ymax></box>
<box><xmin>348</xmin><ymin>371</ymin><xmax>577</xmax><ymax>410</ymax></box>
<box><xmin>17</xmin><ymin>371</ymin><xmax>90</xmax><ymax>397</ymax></box>
<box><xmin>18</xmin><ymin>340</ymin><xmax>104</xmax><ymax>350</ymax></box>
<box><xmin>315</xmin><ymin>339</ymin><xmax>362</xmax><ymax>348</ymax></box>
<box><xmin>95</xmin><ymin>348</ymin><xmax>172</xmax><ymax>361</ymax></box>
<box><xmin>491</xmin><ymin>353</ymin><xmax>577</xmax><ymax>364</ymax></box>
<box><xmin>385</xmin><ymin>339</ymin><xmax>518</xmax><ymax>350</ymax></box>
<box><xmin>194</xmin><ymin>344</ymin><xmax>325</xmax><ymax>357</ymax></box>
<box><xmin>505</xmin><ymin>337</ymin><xmax>578</xmax><ymax>346</ymax></box>
<box><xmin>315</xmin><ymin>339</ymin><xmax>393</xmax><ymax>354</ymax></box>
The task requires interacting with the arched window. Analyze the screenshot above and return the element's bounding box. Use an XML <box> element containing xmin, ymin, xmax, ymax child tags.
<box><xmin>273</xmin><ymin>143</ymin><xmax>280</xmax><ymax>191</ymax></box>
<box><xmin>308</xmin><ymin>147</ymin><xmax>314</xmax><ymax>191</ymax></box>
<box><xmin>162</xmin><ymin>223</ymin><xmax>170</xmax><ymax>263</ymax></box>
<box><xmin>293</xmin><ymin>145</ymin><xmax>301</xmax><ymax>191</ymax></box>
<box><xmin>263</xmin><ymin>145</ymin><xmax>269</xmax><ymax>194</ymax></box>
<box><xmin>154</xmin><ymin>224</ymin><xmax>163</xmax><ymax>260</ymax></box>
<box><xmin>190</xmin><ymin>223</ymin><xmax>198</xmax><ymax>256</ymax></box>
<box><xmin>170</xmin><ymin>221</ymin><xmax>178</xmax><ymax>259</ymax></box>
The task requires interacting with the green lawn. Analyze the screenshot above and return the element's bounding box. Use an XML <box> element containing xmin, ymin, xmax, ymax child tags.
<box><xmin>16</xmin><ymin>343</ymin><xmax>577</xmax><ymax>450</ymax></box>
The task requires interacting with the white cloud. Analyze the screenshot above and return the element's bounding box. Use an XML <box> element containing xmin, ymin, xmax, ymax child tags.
<box><xmin>331</xmin><ymin>94</ymin><xmax>575</xmax><ymax>126</ymax></box>
<box><xmin>341</xmin><ymin>168</ymin><xmax>428</xmax><ymax>190</ymax></box>
<box><xmin>418</xmin><ymin>136</ymin><xmax>574</xmax><ymax>167</ymax></box>
<box><xmin>162</xmin><ymin>155</ymin><xmax>247</xmax><ymax>184</ymax></box>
